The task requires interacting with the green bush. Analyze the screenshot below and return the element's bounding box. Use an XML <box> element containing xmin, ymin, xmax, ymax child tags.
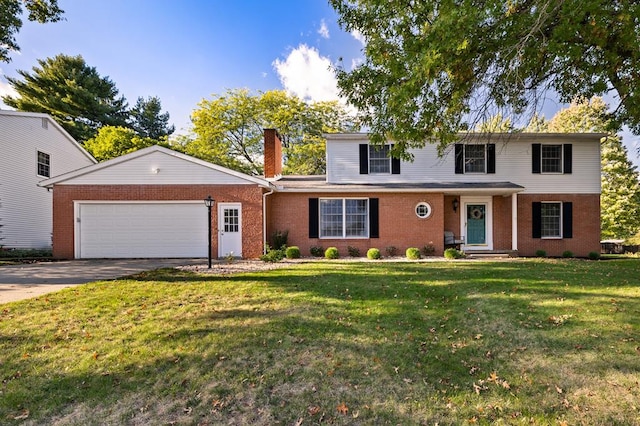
<box><xmin>367</xmin><ymin>248</ymin><xmax>381</xmax><ymax>260</ymax></box>
<box><xmin>588</xmin><ymin>251</ymin><xmax>600</xmax><ymax>260</ymax></box>
<box><xmin>385</xmin><ymin>246</ymin><xmax>398</xmax><ymax>257</ymax></box>
<box><xmin>285</xmin><ymin>246</ymin><xmax>301</xmax><ymax>259</ymax></box>
<box><xmin>422</xmin><ymin>244</ymin><xmax>435</xmax><ymax>256</ymax></box>
<box><xmin>271</xmin><ymin>230</ymin><xmax>289</xmax><ymax>249</ymax></box>
<box><xmin>309</xmin><ymin>246</ymin><xmax>324</xmax><ymax>257</ymax></box>
<box><xmin>406</xmin><ymin>247</ymin><xmax>421</xmax><ymax>260</ymax></box>
<box><xmin>444</xmin><ymin>248</ymin><xmax>464</xmax><ymax>259</ymax></box>
<box><xmin>325</xmin><ymin>247</ymin><xmax>339</xmax><ymax>259</ymax></box>
<box><xmin>0</xmin><ymin>248</ymin><xmax>52</xmax><ymax>259</ymax></box>
<box><xmin>260</xmin><ymin>245</ymin><xmax>285</xmax><ymax>263</ymax></box>
<box><xmin>347</xmin><ymin>246</ymin><xmax>360</xmax><ymax>257</ymax></box>
<box><xmin>535</xmin><ymin>249</ymin><xmax>547</xmax><ymax>258</ymax></box>
<box><xmin>562</xmin><ymin>250</ymin><xmax>574</xmax><ymax>258</ymax></box>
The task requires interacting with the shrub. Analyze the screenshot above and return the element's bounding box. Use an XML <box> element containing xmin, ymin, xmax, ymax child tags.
<box><xmin>260</xmin><ymin>244</ymin><xmax>285</xmax><ymax>263</ymax></box>
<box><xmin>562</xmin><ymin>250</ymin><xmax>574</xmax><ymax>258</ymax></box>
<box><xmin>535</xmin><ymin>249</ymin><xmax>547</xmax><ymax>258</ymax></box>
<box><xmin>271</xmin><ymin>230</ymin><xmax>289</xmax><ymax>249</ymax></box>
<box><xmin>310</xmin><ymin>246</ymin><xmax>324</xmax><ymax>257</ymax></box>
<box><xmin>385</xmin><ymin>246</ymin><xmax>398</xmax><ymax>257</ymax></box>
<box><xmin>367</xmin><ymin>248</ymin><xmax>381</xmax><ymax>260</ymax></box>
<box><xmin>422</xmin><ymin>243</ymin><xmax>435</xmax><ymax>256</ymax></box>
<box><xmin>588</xmin><ymin>251</ymin><xmax>600</xmax><ymax>260</ymax></box>
<box><xmin>347</xmin><ymin>246</ymin><xmax>360</xmax><ymax>257</ymax></box>
<box><xmin>325</xmin><ymin>247</ymin><xmax>339</xmax><ymax>259</ymax></box>
<box><xmin>444</xmin><ymin>248</ymin><xmax>464</xmax><ymax>259</ymax></box>
<box><xmin>406</xmin><ymin>247</ymin><xmax>421</xmax><ymax>260</ymax></box>
<box><xmin>285</xmin><ymin>246</ymin><xmax>301</xmax><ymax>259</ymax></box>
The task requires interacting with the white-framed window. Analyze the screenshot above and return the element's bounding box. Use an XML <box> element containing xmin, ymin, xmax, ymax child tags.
<box><xmin>464</xmin><ymin>144</ymin><xmax>486</xmax><ymax>173</ymax></box>
<box><xmin>415</xmin><ymin>202</ymin><xmax>432</xmax><ymax>219</ymax></box>
<box><xmin>41</xmin><ymin>117</ymin><xmax>48</xmax><ymax>129</ymax></box>
<box><xmin>369</xmin><ymin>144</ymin><xmax>391</xmax><ymax>173</ymax></box>
<box><xmin>37</xmin><ymin>151</ymin><xmax>51</xmax><ymax>177</ymax></box>
<box><xmin>541</xmin><ymin>202</ymin><xmax>562</xmax><ymax>238</ymax></box>
<box><xmin>320</xmin><ymin>198</ymin><xmax>369</xmax><ymax>238</ymax></box>
<box><xmin>541</xmin><ymin>144</ymin><xmax>562</xmax><ymax>173</ymax></box>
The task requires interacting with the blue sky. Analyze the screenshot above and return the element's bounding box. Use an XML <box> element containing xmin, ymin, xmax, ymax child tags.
<box><xmin>1</xmin><ymin>0</ymin><xmax>639</xmax><ymax>167</ymax></box>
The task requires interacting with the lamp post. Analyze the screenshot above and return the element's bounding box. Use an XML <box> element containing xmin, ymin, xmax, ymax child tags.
<box><xmin>204</xmin><ymin>195</ymin><xmax>215</xmax><ymax>268</ymax></box>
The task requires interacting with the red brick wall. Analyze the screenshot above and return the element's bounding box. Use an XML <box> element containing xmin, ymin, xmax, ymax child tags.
<box><xmin>264</xmin><ymin>129</ymin><xmax>282</xmax><ymax>179</ymax></box>
<box><xmin>492</xmin><ymin>195</ymin><xmax>513</xmax><ymax>251</ymax></box>
<box><xmin>517</xmin><ymin>193</ymin><xmax>600</xmax><ymax>257</ymax></box>
<box><xmin>267</xmin><ymin>192</ymin><xmax>446</xmax><ymax>256</ymax></box>
<box><xmin>52</xmin><ymin>184</ymin><xmax>265</xmax><ymax>259</ymax></box>
<box><xmin>443</xmin><ymin>195</ymin><xmax>461</xmax><ymax>236</ymax></box>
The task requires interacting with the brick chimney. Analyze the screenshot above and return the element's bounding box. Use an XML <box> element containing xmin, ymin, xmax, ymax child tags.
<box><xmin>263</xmin><ymin>128</ymin><xmax>282</xmax><ymax>179</ymax></box>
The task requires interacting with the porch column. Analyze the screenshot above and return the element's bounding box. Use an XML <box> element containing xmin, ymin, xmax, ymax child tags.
<box><xmin>511</xmin><ymin>193</ymin><xmax>518</xmax><ymax>251</ymax></box>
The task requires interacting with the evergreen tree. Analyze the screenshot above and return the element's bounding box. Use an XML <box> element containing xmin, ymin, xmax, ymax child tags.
<box><xmin>129</xmin><ymin>96</ymin><xmax>175</xmax><ymax>140</ymax></box>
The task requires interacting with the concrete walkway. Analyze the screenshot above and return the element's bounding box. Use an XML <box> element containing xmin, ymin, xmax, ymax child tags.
<box><xmin>0</xmin><ymin>258</ymin><xmax>202</xmax><ymax>304</ymax></box>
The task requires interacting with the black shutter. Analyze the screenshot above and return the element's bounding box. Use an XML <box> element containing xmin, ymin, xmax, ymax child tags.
<box><xmin>455</xmin><ymin>144</ymin><xmax>464</xmax><ymax>174</ymax></box>
<box><xmin>532</xmin><ymin>202</ymin><xmax>542</xmax><ymax>238</ymax></box>
<box><xmin>487</xmin><ymin>143</ymin><xmax>496</xmax><ymax>174</ymax></box>
<box><xmin>562</xmin><ymin>202</ymin><xmax>573</xmax><ymax>238</ymax></box>
<box><xmin>309</xmin><ymin>198</ymin><xmax>319</xmax><ymax>238</ymax></box>
<box><xmin>369</xmin><ymin>198</ymin><xmax>379</xmax><ymax>238</ymax></box>
<box><xmin>532</xmin><ymin>144</ymin><xmax>541</xmax><ymax>173</ymax></box>
<box><xmin>359</xmin><ymin>144</ymin><xmax>369</xmax><ymax>174</ymax></box>
<box><xmin>563</xmin><ymin>144</ymin><xmax>572</xmax><ymax>174</ymax></box>
<box><xmin>391</xmin><ymin>157</ymin><xmax>401</xmax><ymax>174</ymax></box>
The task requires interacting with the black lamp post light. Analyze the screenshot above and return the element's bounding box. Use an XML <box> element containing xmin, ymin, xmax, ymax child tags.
<box><xmin>204</xmin><ymin>195</ymin><xmax>215</xmax><ymax>268</ymax></box>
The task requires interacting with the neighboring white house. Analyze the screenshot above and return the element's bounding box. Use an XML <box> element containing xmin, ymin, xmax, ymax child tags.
<box><xmin>0</xmin><ymin>110</ymin><xmax>96</xmax><ymax>249</ymax></box>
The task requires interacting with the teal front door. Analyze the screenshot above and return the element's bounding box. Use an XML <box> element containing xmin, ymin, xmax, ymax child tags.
<box><xmin>466</xmin><ymin>204</ymin><xmax>486</xmax><ymax>245</ymax></box>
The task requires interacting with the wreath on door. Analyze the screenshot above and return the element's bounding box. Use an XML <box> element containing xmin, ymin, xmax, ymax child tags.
<box><xmin>469</xmin><ymin>207</ymin><xmax>484</xmax><ymax>220</ymax></box>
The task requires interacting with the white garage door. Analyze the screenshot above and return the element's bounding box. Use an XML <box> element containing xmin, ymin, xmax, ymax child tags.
<box><xmin>77</xmin><ymin>203</ymin><xmax>207</xmax><ymax>258</ymax></box>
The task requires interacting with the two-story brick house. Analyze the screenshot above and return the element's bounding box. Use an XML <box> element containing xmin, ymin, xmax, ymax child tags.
<box><xmin>266</xmin><ymin>130</ymin><xmax>603</xmax><ymax>258</ymax></box>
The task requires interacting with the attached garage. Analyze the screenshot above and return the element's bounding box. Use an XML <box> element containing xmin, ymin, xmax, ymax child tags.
<box><xmin>76</xmin><ymin>202</ymin><xmax>207</xmax><ymax>258</ymax></box>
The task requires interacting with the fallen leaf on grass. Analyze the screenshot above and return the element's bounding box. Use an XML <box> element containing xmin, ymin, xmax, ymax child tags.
<box><xmin>308</xmin><ymin>405</ymin><xmax>321</xmax><ymax>416</ymax></box>
<box><xmin>13</xmin><ymin>409</ymin><xmax>29</xmax><ymax>420</ymax></box>
<box><xmin>336</xmin><ymin>402</ymin><xmax>349</xmax><ymax>415</ymax></box>
<box><xmin>556</xmin><ymin>386</ymin><xmax>563</xmax><ymax>394</ymax></box>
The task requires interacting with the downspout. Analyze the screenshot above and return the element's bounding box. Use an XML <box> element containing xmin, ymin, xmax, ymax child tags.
<box><xmin>262</xmin><ymin>186</ymin><xmax>275</xmax><ymax>254</ymax></box>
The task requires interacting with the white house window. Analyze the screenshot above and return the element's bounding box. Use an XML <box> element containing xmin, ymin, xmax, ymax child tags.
<box><xmin>541</xmin><ymin>145</ymin><xmax>562</xmax><ymax>173</ymax></box>
<box><xmin>41</xmin><ymin>117</ymin><xmax>48</xmax><ymax>129</ymax></box>
<box><xmin>541</xmin><ymin>202</ymin><xmax>562</xmax><ymax>238</ymax></box>
<box><xmin>369</xmin><ymin>144</ymin><xmax>391</xmax><ymax>173</ymax></box>
<box><xmin>465</xmin><ymin>145</ymin><xmax>486</xmax><ymax>173</ymax></box>
<box><xmin>320</xmin><ymin>198</ymin><xmax>369</xmax><ymax>238</ymax></box>
<box><xmin>37</xmin><ymin>151</ymin><xmax>50</xmax><ymax>177</ymax></box>
<box><xmin>415</xmin><ymin>202</ymin><xmax>432</xmax><ymax>219</ymax></box>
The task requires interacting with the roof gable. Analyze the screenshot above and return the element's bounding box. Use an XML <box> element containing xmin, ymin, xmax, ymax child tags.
<box><xmin>39</xmin><ymin>145</ymin><xmax>271</xmax><ymax>187</ymax></box>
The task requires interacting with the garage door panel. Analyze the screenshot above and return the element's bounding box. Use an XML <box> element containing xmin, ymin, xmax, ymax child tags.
<box><xmin>79</xmin><ymin>203</ymin><xmax>207</xmax><ymax>258</ymax></box>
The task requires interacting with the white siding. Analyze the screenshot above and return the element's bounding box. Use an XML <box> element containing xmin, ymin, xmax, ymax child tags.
<box><xmin>60</xmin><ymin>150</ymin><xmax>255</xmax><ymax>185</ymax></box>
<box><xmin>0</xmin><ymin>113</ymin><xmax>95</xmax><ymax>248</ymax></box>
<box><xmin>326</xmin><ymin>135</ymin><xmax>601</xmax><ymax>194</ymax></box>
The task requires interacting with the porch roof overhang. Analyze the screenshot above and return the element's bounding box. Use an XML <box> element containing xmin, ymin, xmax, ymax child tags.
<box><xmin>273</xmin><ymin>176</ymin><xmax>524</xmax><ymax>196</ymax></box>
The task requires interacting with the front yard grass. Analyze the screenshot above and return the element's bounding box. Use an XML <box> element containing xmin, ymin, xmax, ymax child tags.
<box><xmin>1</xmin><ymin>259</ymin><xmax>639</xmax><ymax>425</ymax></box>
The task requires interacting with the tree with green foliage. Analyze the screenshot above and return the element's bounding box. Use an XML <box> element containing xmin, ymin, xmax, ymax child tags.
<box><xmin>330</xmin><ymin>0</ymin><xmax>640</xmax><ymax>157</ymax></box>
<box><xmin>83</xmin><ymin>126</ymin><xmax>176</xmax><ymax>162</ymax></box>
<box><xmin>2</xmin><ymin>54</ymin><xmax>129</xmax><ymax>142</ymax></box>
<box><xmin>184</xmin><ymin>89</ymin><xmax>354</xmax><ymax>175</ymax></box>
<box><xmin>543</xmin><ymin>98</ymin><xmax>640</xmax><ymax>239</ymax></box>
<box><xmin>129</xmin><ymin>96</ymin><xmax>175</xmax><ymax>140</ymax></box>
<box><xmin>0</xmin><ymin>0</ymin><xmax>64</xmax><ymax>62</ymax></box>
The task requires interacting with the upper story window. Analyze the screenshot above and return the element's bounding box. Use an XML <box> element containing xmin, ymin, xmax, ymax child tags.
<box><xmin>369</xmin><ymin>144</ymin><xmax>391</xmax><ymax>173</ymax></box>
<box><xmin>532</xmin><ymin>143</ymin><xmax>572</xmax><ymax>174</ymax></box>
<box><xmin>319</xmin><ymin>198</ymin><xmax>369</xmax><ymax>238</ymax></box>
<box><xmin>455</xmin><ymin>143</ymin><xmax>495</xmax><ymax>174</ymax></box>
<box><xmin>37</xmin><ymin>151</ymin><xmax>50</xmax><ymax>177</ymax></box>
<box><xmin>359</xmin><ymin>143</ymin><xmax>401</xmax><ymax>175</ymax></box>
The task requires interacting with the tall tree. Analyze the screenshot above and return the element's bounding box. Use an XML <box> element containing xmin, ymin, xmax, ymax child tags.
<box><xmin>83</xmin><ymin>126</ymin><xmax>177</xmax><ymax>162</ymax></box>
<box><xmin>0</xmin><ymin>0</ymin><xmax>64</xmax><ymax>62</ymax></box>
<box><xmin>544</xmin><ymin>98</ymin><xmax>640</xmax><ymax>239</ymax></box>
<box><xmin>2</xmin><ymin>54</ymin><xmax>128</xmax><ymax>142</ymax></box>
<box><xmin>184</xmin><ymin>89</ymin><xmax>354</xmax><ymax>175</ymax></box>
<box><xmin>330</xmin><ymin>0</ymin><xmax>640</xmax><ymax>157</ymax></box>
<box><xmin>129</xmin><ymin>96</ymin><xmax>175</xmax><ymax>139</ymax></box>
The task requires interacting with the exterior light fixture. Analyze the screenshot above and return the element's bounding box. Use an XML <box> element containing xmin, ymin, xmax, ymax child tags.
<box><xmin>452</xmin><ymin>198</ymin><xmax>459</xmax><ymax>212</ymax></box>
<box><xmin>204</xmin><ymin>195</ymin><xmax>215</xmax><ymax>268</ymax></box>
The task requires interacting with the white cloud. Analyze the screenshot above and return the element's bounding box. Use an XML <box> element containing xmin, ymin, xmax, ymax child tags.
<box><xmin>351</xmin><ymin>29</ymin><xmax>366</xmax><ymax>46</ymax></box>
<box><xmin>273</xmin><ymin>44</ymin><xmax>341</xmax><ymax>103</ymax></box>
<box><xmin>318</xmin><ymin>19</ymin><xmax>330</xmax><ymax>39</ymax></box>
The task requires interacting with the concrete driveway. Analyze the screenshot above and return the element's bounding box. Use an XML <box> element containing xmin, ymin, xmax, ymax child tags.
<box><xmin>0</xmin><ymin>258</ymin><xmax>203</xmax><ymax>304</ymax></box>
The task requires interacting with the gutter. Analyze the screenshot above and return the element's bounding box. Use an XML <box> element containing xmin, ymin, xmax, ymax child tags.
<box><xmin>262</xmin><ymin>186</ymin><xmax>275</xmax><ymax>254</ymax></box>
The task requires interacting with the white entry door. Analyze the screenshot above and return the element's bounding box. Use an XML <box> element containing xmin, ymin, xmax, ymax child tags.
<box><xmin>218</xmin><ymin>203</ymin><xmax>242</xmax><ymax>257</ymax></box>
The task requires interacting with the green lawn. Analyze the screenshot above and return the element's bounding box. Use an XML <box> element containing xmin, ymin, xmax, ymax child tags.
<box><xmin>1</xmin><ymin>259</ymin><xmax>639</xmax><ymax>425</ymax></box>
